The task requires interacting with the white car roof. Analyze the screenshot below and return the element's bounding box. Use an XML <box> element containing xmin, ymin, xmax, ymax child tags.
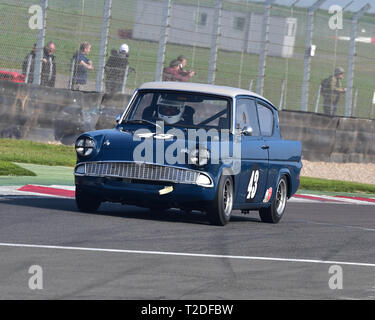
<box><xmin>138</xmin><ymin>81</ymin><xmax>274</xmax><ymax>107</ymax></box>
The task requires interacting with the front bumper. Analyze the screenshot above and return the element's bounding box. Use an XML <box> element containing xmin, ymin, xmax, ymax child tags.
<box><xmin>75</xmin><ymin>161</ymin><xmax>214</xmax><ymax>187</ymax></box>
<box><xmin>74</xmin><ymin>161</ymin><xmax>217</xmax><ymax>207</ymax></box>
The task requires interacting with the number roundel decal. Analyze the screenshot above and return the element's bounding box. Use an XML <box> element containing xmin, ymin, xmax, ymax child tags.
<box><xmin>247</xmin><ymin>169</ymin><xmax>259</xmax><ymax>200</ymax></box>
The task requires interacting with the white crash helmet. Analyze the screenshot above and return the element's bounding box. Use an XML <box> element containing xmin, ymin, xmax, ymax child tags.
<box><xmin>157</xmin><ymin>98</ymin><xmax>185</xmax><ymax>125</ymax></box>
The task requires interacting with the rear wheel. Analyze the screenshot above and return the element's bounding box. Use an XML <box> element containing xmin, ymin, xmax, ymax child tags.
<box><xmin>207</xmin><ymin>175</ymin><xmax>233</xmax><ymax>226</ymax></box>
<box><xmin>259</xmin><ymin>176</ymin><xmax>288</xmax><ymax>223</ymax></box>
<box><xmin>76</xmin><ymin>189</ymin><xmax>101</xmax><ymax>213</ymax></box>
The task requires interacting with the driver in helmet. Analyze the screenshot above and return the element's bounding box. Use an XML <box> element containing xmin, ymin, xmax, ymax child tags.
<box><xmin>142</xmin><ymin>98</ymin><xmax>194</xmax><ymax>125</ymax></box>
<box><xmin>157</xmin><ymin>99</ymin><xmax>186</xmax><ymax>125</ymax></box>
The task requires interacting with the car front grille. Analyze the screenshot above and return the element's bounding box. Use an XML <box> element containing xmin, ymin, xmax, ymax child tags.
<box><xmin>84</xmin><ymin>162</ymin><xmax>200</xmax><ymax>185</ymax></box>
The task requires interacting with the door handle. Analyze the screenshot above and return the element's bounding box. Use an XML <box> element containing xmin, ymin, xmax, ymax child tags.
<box><xmin>261</xmin><ymin>145</ymin><xmax>269</xmax><ymax>150</ymax></box>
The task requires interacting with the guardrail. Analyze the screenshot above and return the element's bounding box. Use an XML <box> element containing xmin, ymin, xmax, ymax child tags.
<box><xmin>279</xmin><ymin>110</ymin><xmax>375</xmax><ymax>163</ymax></box>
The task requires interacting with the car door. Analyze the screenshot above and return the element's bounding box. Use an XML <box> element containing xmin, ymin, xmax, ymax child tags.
<box><xmin>235</xmin><ymin>97</ymin><xmax>269</xmax><ymax>205</ymax></box>
<box><xmin>256</xmin><ymin>100</ymin><xmax>293</xmax><ymax>195</ymax></box>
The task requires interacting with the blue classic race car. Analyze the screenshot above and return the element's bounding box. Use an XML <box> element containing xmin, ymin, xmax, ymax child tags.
<box><xmin>74</xmin><ymin>82</ymin><xmax>302</xmax><ymax>225</ymax></box>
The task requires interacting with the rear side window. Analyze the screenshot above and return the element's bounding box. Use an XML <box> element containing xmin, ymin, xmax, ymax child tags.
<box><xmin>257</xmin><ymin>102</ymin><xmax>274</xmax><ymax>136</ymax></box>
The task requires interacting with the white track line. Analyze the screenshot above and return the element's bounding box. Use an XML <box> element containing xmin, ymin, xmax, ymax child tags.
<box><xmin>0</xmin><ymin>242</ymin><xmax>374</xmax><ymax>268</ymax></box>
<box><xmin>309</xmin><ymin>194</ymin><xmax>375</xmax><ymax>205</ymax></box>
<box><xmin>50</xmin><ymin>185</ymin><xmax>75</xmax><ymax>191</ymax></box>
<box><xmin>0</xmin><ymin>186</ymin><xmax>73</xmax><ymax>199</ymax></box>
<box><xmin>294</xmin><ymin>194</ymin><xmax>375</xmax><ymax>206</ymax></box>
<box><xmin>289</xmin><ymin>197</ymin><xmax>318</xmax><ymax>204</ymax></box>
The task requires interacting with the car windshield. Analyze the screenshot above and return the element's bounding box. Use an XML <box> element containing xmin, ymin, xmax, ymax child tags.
<box><xmin>123</xmin><ymin>90</ymin><xmax>231</xmax><ymax>129</ymax></box>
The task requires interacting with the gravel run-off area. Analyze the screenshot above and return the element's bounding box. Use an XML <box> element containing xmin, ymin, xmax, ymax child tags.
<box><xmin>301</xmin><ymin>160</ymin><xmax>375</xmax><ymax>185</ymax></box>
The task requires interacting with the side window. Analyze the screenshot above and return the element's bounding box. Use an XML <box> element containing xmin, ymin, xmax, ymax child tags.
<box><xmin>236</xmin><ymin>98</ymin><xmax>260</xmax><ymax>136</ymax></box>
<box><xmin>257</xmin><ymin>102</ymin><xmax>274</xmax><ymax>136</ymax></box>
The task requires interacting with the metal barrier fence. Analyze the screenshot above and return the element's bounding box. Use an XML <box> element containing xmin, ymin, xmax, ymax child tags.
<box><xmin>0</xmin><ymin>0</ymin><xmax>374</xmax><ymax>119</ymax></box>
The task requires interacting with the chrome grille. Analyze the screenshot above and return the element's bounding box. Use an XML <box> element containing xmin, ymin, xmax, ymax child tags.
<box><xmin>84</xmin><ymin>162</ymin><xmax>200</xmax><ymax>184</ymax></box>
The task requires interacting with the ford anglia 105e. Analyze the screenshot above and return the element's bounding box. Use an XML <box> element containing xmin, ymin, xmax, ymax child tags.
<box><xmin>74</xmin><ymin>82</ymin><xmax>302</xmax><ymax>226</ymax></box>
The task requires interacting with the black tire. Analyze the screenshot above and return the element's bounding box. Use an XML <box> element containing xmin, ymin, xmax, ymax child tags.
<box><xmin>207</xmin><ymin>175</ymin><xmax>234</xmax><ymax>226</ymax></box>
<box><xmin>76</xmin><ymin>189</ymin><xmax>101</xmax><ymax>213</ymax></box>
<box><xmin>259</xmin><ymin>176</ymin><xmax>288</xmax><ymax>223</ymax></box>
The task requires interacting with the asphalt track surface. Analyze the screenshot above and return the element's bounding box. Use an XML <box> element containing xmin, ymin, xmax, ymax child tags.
<box><xmin>0</xmin><ymin>196</ymin><xmax>374</xmax><ymax>300</ymax></box>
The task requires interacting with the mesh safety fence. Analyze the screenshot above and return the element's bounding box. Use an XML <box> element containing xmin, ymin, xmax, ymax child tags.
<box><xmin>0</xmin><ymin>0</ymin><xmax>373</xmax><ymax>119</ymax></box>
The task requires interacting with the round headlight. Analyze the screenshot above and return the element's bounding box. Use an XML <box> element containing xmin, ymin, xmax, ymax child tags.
<box><xmin>189</xmin><ymin>147</ymin><xmax>210</xmax><ymax>166</ymax></box>
<box><xmin>75</xmin><ymin>137</ymin><xmax>95</xmax><ymax>156</ymax></box>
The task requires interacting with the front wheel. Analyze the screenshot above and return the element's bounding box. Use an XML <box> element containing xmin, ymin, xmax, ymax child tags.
<box><xmin>76</xmin><ymin>189</ymin><xmax>101</xmax><ymax>213</ymax></box>
<box><xmin>207</xmin><ymin>175</ymin><xmax>233</xmax><ymax>226</ymax></box>
<box><xmin>259</xmin><ymin>176</ymin><xmax>288</xmax><ymax>223</ymax></box>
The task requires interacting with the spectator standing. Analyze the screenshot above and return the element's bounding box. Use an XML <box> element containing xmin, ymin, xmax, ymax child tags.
<box><xmin>40</xmin><ymin>41</ymin><xmax>57</xmax><ymax>87</ymax></box>
<box><xmin>320</xmin><ymin>67</ymin><xmax>346</xmax><ymax>116</ymax></box>
<box><xmin>104</xmin><ymin>43</ymin><xmax>130</xmax><ymax>93</ymax></box>
<box><xmin>162</xmin><ymin>59</ymin><xmax>193</xmax><ymax>82</ymax></box>
<box><xmin>22</xmin><ymin>42</ymin><xmax>56</xmax><ymax>87</ymax></box>
<box><xmin>71</xmin><ymin>42</ymin><xmax>94</xmax><ymax>91</ymax></box>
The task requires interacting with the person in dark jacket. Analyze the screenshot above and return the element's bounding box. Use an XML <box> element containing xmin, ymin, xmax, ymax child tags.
<box><xmin>40</xmin><ymin>41</ymin><xmax>57</xmax><ymax>87</ymax></box>
<box><xmin>22</xmin><ymin>42</ymin><xmax>56</xmax><ymax>87</ymax></box>
<box><xmin>104</xmin><ymin>43</ymin><xmax>131</xmax><ymax>93</ymax></box>
<box><xmin>321</xmin><ymin>67</ymin><xmax>346</xmax><ymax>116</ymax></box>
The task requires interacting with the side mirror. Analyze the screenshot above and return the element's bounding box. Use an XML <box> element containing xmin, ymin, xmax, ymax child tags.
<box><xmin>115</xmin><ymin>114</ymin><xmax>122</xmax><ymax>123</ymax></box>
<box><xmin>241</xmin><ymin>126</ymin><xmax>253</xmax><ymax>136</ymax></box>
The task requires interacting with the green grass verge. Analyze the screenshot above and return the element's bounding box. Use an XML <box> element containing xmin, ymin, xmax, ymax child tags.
<box><xmin>0</xmin><ymin>163</ymin><xmax>74</xmax><ymax>186</ymax></box>
<box><xmin>300</xmin><ymin>177</ymin><xmax>375</xmax><ymax>195</ymax></box>
<box><xmin>0</xmin><ymin>160</ymin><xmax>36</xmax><ymax>176</ymax></box>
<box><xmin>0</xmin><ymin>139</ymin><xmax>75</xmax><ymax>167</ymax></box>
